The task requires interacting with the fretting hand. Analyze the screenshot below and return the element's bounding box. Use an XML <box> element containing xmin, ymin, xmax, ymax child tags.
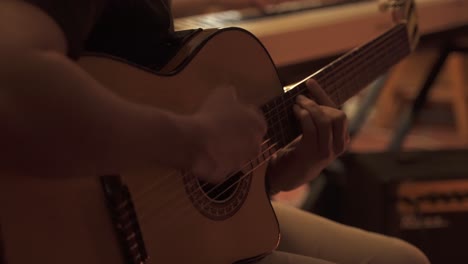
<box><xmin>266</xmin><ymin>79</ymin><xmax>350</xmax><ymax>194</ymax></box>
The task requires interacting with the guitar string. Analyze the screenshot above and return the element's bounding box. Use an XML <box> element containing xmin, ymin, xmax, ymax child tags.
<box><xmin>129</xmin><ymin>17</ymin><xmax>414</xmax><ymax>239</ymax></box>
<box><xmin>131</xmin><ymin>99</ymin><xmax>293</xmax><ymax>204</ymax></box>
<box><xmin>133</xmin><ymin>31</ymin><xmax>410</xmax><ymax>217</ymax></box>
<box><xmin>132</xmin><ymin>32</ymin><xmax>405</xmax><ymax>218</ymax></box>
<box><xmin>135</xmin><ymin>48</ymin><xmax>400</xmax><ymax>229</ymax></box>
<box><xmin>114</xmin><ymin>26</ymin><xmax>412</xmax><ymax>243</ymax></box>
<box><xmin>132</xmin><ymin>140</ymin><xmax>272</xmax><ymax>201</ymax></box>
<box><xmin>137</xmin><ymin>54</ymin><xmax>409</xmax><ymax>227</ymax></box>
<box><xmin>129</xmin><ymin>33</ymin><xmax>414</xmax><ymax>243</ymax></box>
<box><xmin>134</xmin><ymin>152</ymin><xmax>275</xmax><ymax>248</ymax></box>
<box><xmin>316</xmin><ymin>25</ymin><xmax>406</xmax><ymax>100</ymax></box>
<box><xmin>128</xmin><ymin>97</ymin><xmax>294</xmax><ymax>210</ymax></box>
<box><xmin>144</xmin><ymin>156</ymin><xmax>276</xmax><ymax>234</ymax></box>
<box><xmin>266</xmin><ymin>25</ymin><xmax>405</xmax><ymax>109</ymax></box>
<box><xmin>130</xmin><ymin>95</ymin><xmax>295</xmax><ymax>207</ymax></box>
<box><xmin>161</xmin><ymin>95</ymin><xmax>299</xmax><ymax>210</ymax></box>
<box><xmin>181</xmin><ymin>23</ymin><xmax>412</xmax><ymax>212</ymax></box>
<box><xmin>139</xmin><ymin>144</ymin><xmax>279</xmax><ymax>229</ymax></box>
<box><xmin>130</xmin><ymin>24</ymin><xmax>408</xmax><ymax>217</ymax></box>
<box><xmin>130</xmin><ymin>92</ymin><xmax>301</xmax><ymax>209</ymax></box>
<box><xmin>137</xmin><ymin>142</ymin><xmax>278</xmax><ymax>221</ymax></box>
<box><xmin>133</xmin><ymin>139</ymin><xmax>276</xmax><ymax>215</ymax></box>
<box><xmin>132</xmin><ymin>82</ymin><xmax>306</xmax><ymax>212</ymax></box>
<box><xmin>135</xmin><ymin>66</ymin><xmax>408</xmax><ymax>236</ymax></box>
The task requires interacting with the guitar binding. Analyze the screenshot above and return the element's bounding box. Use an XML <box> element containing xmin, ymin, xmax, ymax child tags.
<box><xmin>101</xmin><ymin>175</ymin><xmax>148</xmax><ymax>264</ymax></box>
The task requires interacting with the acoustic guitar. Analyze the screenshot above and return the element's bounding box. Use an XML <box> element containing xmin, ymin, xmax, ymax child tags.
<box><xmin>0</xmin><ymin>0</ymin><xmax>419</xmax><ymax>263</ymax></box>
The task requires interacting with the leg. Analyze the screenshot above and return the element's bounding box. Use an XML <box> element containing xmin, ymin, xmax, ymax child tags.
<box><xmin>257</xmin><ymin>251</ymin><xmax>336</xmax><ymax>264</ymax></box>
<box><xmin>272</xmin><ymin>201</ymin><xmax>430</xmax><ymax>264</ymax></box>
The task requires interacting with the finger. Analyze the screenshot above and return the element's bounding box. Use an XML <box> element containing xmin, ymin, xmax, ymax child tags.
<box><xmin>296</xmin><ymin>95</ymin><xmax>332</xmax><ymax>157</ymax></box>
<box><xmin>321</xmin><ymin>106</ymin><xmax>349</xmax><ymax>154</ymax></box>
<box><xmin>293</xmin><ymin>104</ymin><xmax>318</xmax><ymax>139</ymax></box>
<box><xmin>293</xmin><ymin>104</ymin><xmax>318</xmax><ymax>146</ymax></box>
<box><xmin>306</xmin><ymin>79</ymin><xmax>336</xmax><ymax>108</ymax></box>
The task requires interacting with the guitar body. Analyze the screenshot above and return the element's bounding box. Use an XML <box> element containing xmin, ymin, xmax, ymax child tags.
<box><xmin>0</xmin><ymin>28</ymin><xmax>282</xmax><ymax>264</ymax></box>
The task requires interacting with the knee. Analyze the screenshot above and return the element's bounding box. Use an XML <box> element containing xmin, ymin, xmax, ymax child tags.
<box><xmin>374</xmin><ymin>238</ymin><xmax>430</xmax><ymax>264</ymax></box>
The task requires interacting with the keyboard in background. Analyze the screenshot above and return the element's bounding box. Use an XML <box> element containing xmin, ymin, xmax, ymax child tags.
<box><xmin>174</xmin><ymin>0</ymin><xmax>468</xmax><ymax>66</ymax></box>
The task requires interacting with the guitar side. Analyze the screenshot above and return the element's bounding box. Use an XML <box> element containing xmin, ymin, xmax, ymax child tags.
<box><xmin>1</xmin><ymin>28</ymin><xmax>283</xmax><ymax>264</ymax></box>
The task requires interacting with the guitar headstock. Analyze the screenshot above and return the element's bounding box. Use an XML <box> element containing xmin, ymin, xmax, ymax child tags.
<box><xmin>379</xmin><ymin>0</ymin><xmax>420</xmax><ymax>51</ymax></box>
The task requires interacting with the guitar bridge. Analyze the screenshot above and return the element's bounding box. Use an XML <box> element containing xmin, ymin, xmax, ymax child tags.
<box><xmin>101</xmin><ymin>175</ymin><xmax>148</xmax><ymax>264</ymax></box>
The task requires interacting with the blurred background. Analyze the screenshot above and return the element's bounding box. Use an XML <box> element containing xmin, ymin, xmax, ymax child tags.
<box><xmin>171</xmin><ymin>0</ymin><xmax>468</xmax><ymax>263</ymax></box>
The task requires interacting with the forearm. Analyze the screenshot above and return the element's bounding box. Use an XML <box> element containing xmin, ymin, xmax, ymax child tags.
<box><xmin>0</xmin><ymin>49</ymin><xmax>198</xmax><ymax>177</ymax></box>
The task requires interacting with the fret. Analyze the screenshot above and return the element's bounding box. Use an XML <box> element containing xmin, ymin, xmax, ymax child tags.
<box><xmin>256</xmin><ymin>23</ymin><xmax>412</xmax><ymax>164</ymax></box>
<box><xmin>263</xmin><ymin>97</ymin><xmax>283</xmax><ymax>147</ymax></box>
<box><xmin>281</xmin><ymin>98</ymin><xmax>294</xmax><ymax>146</ymax></box>
<box><xmin>283</xmin><ymin>106</ymin><xmax>293</xmax><ymax>143</ymax></box>
<box><xmin>264</xmin><ymin>102</ymin><xmax>279</xmax><ymax>145</ymax></box>
<box><xmin>242</xmin><ymin>140</ymin><xmax>278</xmax><ymax>174</ymax></box>
<box><xmin>261</xmin><ymin>95</ymin><xmax>299</xmax><ymax>149</ymax></box>
<box><xmin>275</xmin><ymin>104</ymin><xmax>288</xmax><ymax>147</ymax></box>
<box><xmin>250</xmin><ymin>157</ymin><xmax>258</xmax><ymax>169</ymax></box>
<box><xmin>320</xmin><ymin>24</ymin><xmax>410</xmax><ymax>105</ymax></box>
<box><xmin>272</xmin><ymin>98</ymin><xmax>285</xmax><ymax>145</ymax></box>
<box><xmin>248</xmin><ymin>159</ymin><xmax>255</xmax><ymax>171</ymax></box>
<box><xmin>261</xmin><ymin>143</ymin><xmax>267</xmax><ymax>160</ymax></box>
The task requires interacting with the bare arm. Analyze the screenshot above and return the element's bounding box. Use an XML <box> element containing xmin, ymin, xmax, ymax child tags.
<box><xmin>1</xmin><ymin>48</ymin><xmax>200</xmax><ymax>177</ymax></box>
<box><xmin>0</xmin><ymin>1</ymin><xmax>201</xmax><ymax>177</ymax></box>
<box><xmin>0</xmin><ymin>1</ymin><xmax>266</xmax><ymax>179</ymax></box>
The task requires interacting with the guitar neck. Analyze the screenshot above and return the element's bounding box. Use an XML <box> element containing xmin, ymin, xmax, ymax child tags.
<box><xmin>262</xmin><ymin>23</ymin><xmax>411</xmax><ymax>149</ymax></box>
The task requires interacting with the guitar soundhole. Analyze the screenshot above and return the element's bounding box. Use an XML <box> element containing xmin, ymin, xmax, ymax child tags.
<box><xmin>184</xmin><ymin>171</ymin><xmax>252</xmax><ymax>221</ymax></box>
<box><xmin>198</xmin><ymin>172</ymin><xmax>242</xmax><ymax>202</ymax></box>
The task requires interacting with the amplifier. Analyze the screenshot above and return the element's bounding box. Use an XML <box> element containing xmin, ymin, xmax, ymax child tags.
<box><xmin>314</xmin><ymin>149</ymin><xmax>468</xmax><ymax>264</ymax></box>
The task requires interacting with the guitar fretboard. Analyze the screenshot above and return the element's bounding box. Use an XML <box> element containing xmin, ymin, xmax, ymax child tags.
<box><xmin>261</xmin><ymin>23</ymin><xmax>410</xmax><ymax>152</ymax></box>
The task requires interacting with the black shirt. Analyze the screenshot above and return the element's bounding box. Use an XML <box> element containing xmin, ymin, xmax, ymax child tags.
<box><xmin>24</xmin><ymin>0</ymin><xmax>176</xmax><ymax>66</ymax></box>
<box><xmin>85</xmin><ymin>0</ymin><xmax>178</xmax><ymax>69</ymax></box>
